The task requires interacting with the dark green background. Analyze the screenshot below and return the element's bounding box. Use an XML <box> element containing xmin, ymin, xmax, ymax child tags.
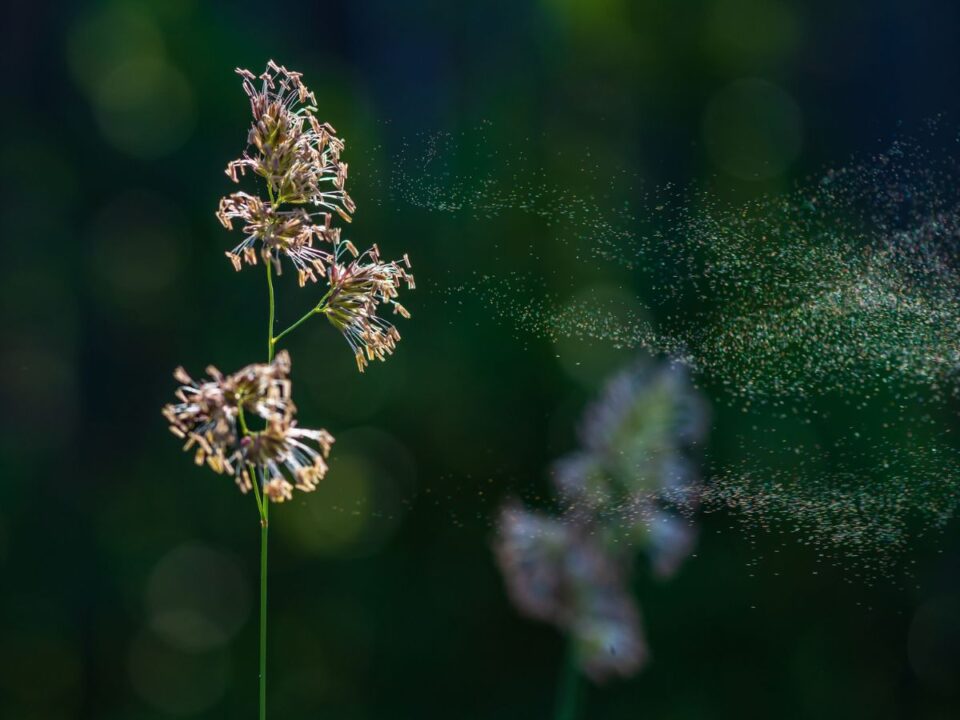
<box><xmin>4</xmin><ymin>0</ymin><xmax>960</xmax><ymax>718</ymax></box>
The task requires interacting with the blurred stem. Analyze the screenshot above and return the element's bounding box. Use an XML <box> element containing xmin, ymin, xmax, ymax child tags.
<box><xmin>554</xmin><ymin>641</ymin><xmax>582</xmax><ymax>720</ymax></box>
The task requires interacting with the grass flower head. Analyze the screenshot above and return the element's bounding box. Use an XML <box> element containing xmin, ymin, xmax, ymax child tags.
<box><xmin>323</xmin><ymin>244</ymin><xmax>415</xmax><ymax>371</ymax></box>
<box><xmin>219</xmin><ymin>61</ymin><xmax>354</xmax><ymax>283</ymax></box>
<box><xmin>163</xmin><ymin>350</ymin><xmax>334</xmax><ymax>502</ymax></box>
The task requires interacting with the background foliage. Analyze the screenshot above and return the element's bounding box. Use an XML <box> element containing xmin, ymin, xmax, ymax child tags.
<box><xmin>4</xmin><ymin>0</ymin><xmax>960</xmax><ymax>718</ymax></box>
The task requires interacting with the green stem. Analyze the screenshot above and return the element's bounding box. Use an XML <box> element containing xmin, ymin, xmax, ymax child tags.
<box><xmin>554</xmin><ymin>641</ymin><xmax>582</xmax><ymax>720</ymax></box>
<box><xmin>248</xmin><ymin>462</ymin><xmax>265</xmax><ymax>519</ymax></box>
<box><xmin>261</xmin><ymin>185</ymin><xmax>275</xmax><ymax>720</ymax></box>
<box><xmin>262</xmin><ymin>180</ymin><xmax>329</xmax><ymax>354</ymax></box>
<box><xmin>271</xmin><ymin>291</ymin><xmax>332</xmax><ymax>348</ymax></box>
<box><xmin>272</xmin><ymin>308</ymin><xmax>319</xmax><ymax>346</ymax></box>
<box><xmin>259</xmin><ymin>488</ymin><xmax>269</xmax><ymax>720</ymax></box>
<box><xmin>237</xmin><ymin>404</ymin><xmax>250</xmax><ymax>435</ymax></box>
<box><xmin>239</xmin><ymin>414</ymin><xmax>267</xmax><ymax>720</ymax></box>
<box><xmin>236</xmin><ymin>407</ymin><xmax>264</xmax><ymax>519</ymax></box>
<box><xmin>266</xmin><ymin>260</ymin><xmax>276</xmax><ymax>363</ymax></box>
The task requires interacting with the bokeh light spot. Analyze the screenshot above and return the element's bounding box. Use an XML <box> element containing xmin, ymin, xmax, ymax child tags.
<box><xmin>279</xmin><ymin>454</ymin><xmax>378</xmax><ymax>555</ymax></box>
<box><xmin>88</xmin><ymin>190</ymin><xmax>186</xmax><ymax>318</ymax></box>
<box><xmin>278</xmin><ymin>429</ymin><xmax>413</xmax><ymax>557</ymax></box>
<box><xmin>702</xmin><ymin>78</ymin><xmax>802</xmax><ymax>180</ymax></box>
<box><xmin>93</xmin><ymin>56</ymin><xmax>195</xmax><ymax>158</ymax></box>
<box><xmin>704</xmin><ymin>0</ymin><xmax>803</xmax><ymax>67</ymax></box>
<box><xmin>145</xmin><ymin>544</ymin><xmax>251</xmax><ymax>653</ymax></box>
<box><xmin>553</xmin><ymin>284</ymin><xmax>649</xmax><ymax>386</ymax></box>
<box><xmin>67</xmin><ymin>4</ymin><xmax>164</xmax><ymax>92</ymax></box>
<box><xmin>128</xmin><ymin>629</ymin><xmax>230</xmax><ymax>716</ymax></box>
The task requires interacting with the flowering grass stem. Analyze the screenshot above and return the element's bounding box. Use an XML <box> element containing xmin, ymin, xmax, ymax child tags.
<box><xmin>166</xmin><ymin>60</ymin><xmax>414</xmax><ymax>720</ymax></box>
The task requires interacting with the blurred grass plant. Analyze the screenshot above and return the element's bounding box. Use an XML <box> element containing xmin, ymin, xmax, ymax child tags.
<box><xmin>496</xmin><ymin>359</ymin><xmax>707</xmax><ymax>719</ymax></box>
